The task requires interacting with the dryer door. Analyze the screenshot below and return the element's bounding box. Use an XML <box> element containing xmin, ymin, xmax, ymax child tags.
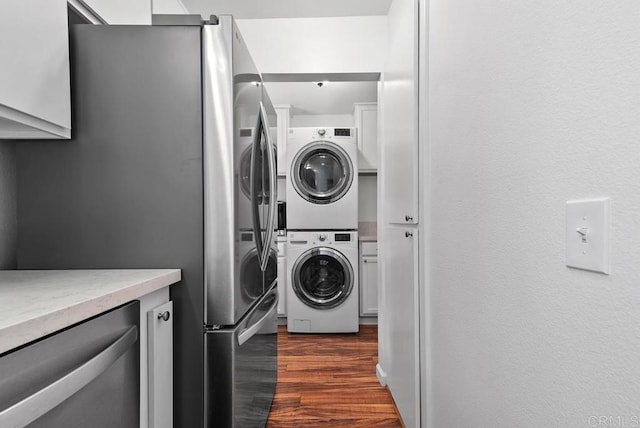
<box><xmin>290</xmin><ymin>141</ymin><xmax>354</xmax><ymax>205</ymax></box>
<box><xmin>292</xmin><ymin>247</ymin><xmax>354</xmax><ymax>309</ymax></box>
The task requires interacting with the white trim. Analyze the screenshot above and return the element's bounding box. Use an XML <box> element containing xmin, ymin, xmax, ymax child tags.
<box><xmin>67</xmin><ymin>0</ymin><xmax>107</xmax><ymax>24</ymax></box>
<box><xmin>418</xmin><ymin>0</ymin><xmax>432</xmax><ymax>427</ymax></box>
<box><xmin>0</xmin><ymin>104</ymin><xmax>70</xmax><ymax>139</ymax></box>
<box><xmin>176</xmin><ymin>0</ymin><xmax>189</xmax><ymax>13</ymax></box>
<box><xmin>376</xmin><ymin>363</ymin><xmax>388</xmax><ymax>386</ymax></box>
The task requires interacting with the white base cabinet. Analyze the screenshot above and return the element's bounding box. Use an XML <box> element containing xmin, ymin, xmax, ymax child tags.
<box><xmin>359</xmin><ymin>241</ymin><xmax>378</xmax><ymax>316</ymax></box>
<box><xmin>380</xmin><ymin>227</ymin><xmax>419</xmax><ymax>427</ymax></box>
<box><xmin>277</xmin><ymin>235</ymin><xmax>287</xmax><ymax>316</ymax></box>
<box><xmin>147</xmin><ymin>301</ymin><xmax>173</xmax><ymax>428</ymax></box>
<box><xmin>138</xmin><ymin>288</ymin><xmax>173</xmax><ymax>428</ymax></box>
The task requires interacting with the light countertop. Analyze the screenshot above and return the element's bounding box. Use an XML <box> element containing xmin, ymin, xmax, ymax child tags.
<box><xmin>0</xmin><ymin>269</ymin><xmax>181</xmax><ymax>354</ymax></box>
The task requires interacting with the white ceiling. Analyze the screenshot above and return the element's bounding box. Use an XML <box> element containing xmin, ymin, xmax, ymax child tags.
<box><xmin>264</xmin><ymin>81</ymin><xmax>377</xmax><ymax>115</ymax></box>
<box><xmin>180</xmin><ymin>0</ymin><xmax>392</xmax><ymax>20</ymax></box>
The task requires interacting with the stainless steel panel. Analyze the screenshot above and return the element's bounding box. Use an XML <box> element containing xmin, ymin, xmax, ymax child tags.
<box><xmin>203</xmin><ymin>18</ymin><xmax>264</xmax><ymax>327</ymax></box>
<box><xmin>0</xmin><ymin>302</ymin><xmax>140</xmax><ymax>428</ymax></box>
<box><xmin>16</xmin><ymin>25</ymin><xmax>204</xmax><ymax>428</ymax></box>
<box><xmin>205</xmin><ymin>284</ymin><xmax>278</xmax><ymax>428</ymax></box>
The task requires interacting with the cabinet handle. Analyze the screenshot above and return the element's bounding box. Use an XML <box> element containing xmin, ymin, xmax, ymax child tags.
<box><xmin>405</xmin><ymin>231</ymin><xmax>413</xmax><ymax>238</ymax></box>
<box><xmin>405</xmin><ymin>215</ymin><xmax>414</xmax><ymax>222</ymax></box>
<box><xmin>157</xmin><ymin>311</ymin><xmax>171</xmax><ymax>322</ymax></box>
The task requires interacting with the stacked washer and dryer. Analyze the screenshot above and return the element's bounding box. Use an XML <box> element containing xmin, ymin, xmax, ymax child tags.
<box><xmin>285</xmin><ymin>127</ymin><xmax>360</xmax><ymax>333</ymax></box>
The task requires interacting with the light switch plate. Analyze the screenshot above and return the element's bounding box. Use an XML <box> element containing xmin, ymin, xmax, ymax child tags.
<box><xmin>566</xmin><ymin>198</ymin><xmax>611</xmax><ymax>274</ymax></box>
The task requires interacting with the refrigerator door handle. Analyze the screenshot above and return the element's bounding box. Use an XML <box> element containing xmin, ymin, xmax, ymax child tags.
<box><xmin>237</xmin><ymin>288</ymin><xmax>278</xmax><ymax>346</ymax></box>
<box><xmin>259</xmin><ymin>101</ymin><xmax>277</xmax><ymax>272</ymax></box>
<box><xmin>0</xmin><ymin>326</ymin><xmax>138</xmax><ymax>428</ymax></box>
<box><xmin>250</xmin><ymin>106</ymin><xmax>265</xmax><ymax>267</ymax></box>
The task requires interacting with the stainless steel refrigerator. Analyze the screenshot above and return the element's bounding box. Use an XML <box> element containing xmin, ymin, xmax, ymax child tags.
<box><xmin>16</xmin><ymin>16</ymin><xmax>278</xmax><ymax>428</ymax></box>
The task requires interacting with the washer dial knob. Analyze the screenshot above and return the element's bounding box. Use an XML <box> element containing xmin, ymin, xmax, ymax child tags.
<box><xmin>318</xmin><ymin>233</ymin><xmax>327</xmax><ymax>242</ymax></box>
<box><xmin>317</xmin><ymin>128</ymin><xmax>326</xmax><ymax>136</ymax></box>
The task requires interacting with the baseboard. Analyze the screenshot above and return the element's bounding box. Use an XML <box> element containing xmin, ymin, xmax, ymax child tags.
<box><xmin>277</xmin><ymin>316</ymin><xmax>378</xmax><ymax>326</ymax></box>
<box><xmin>359</xmin><ymin>316</ymin><xmax>378</xmax><ymax>325</ymax></box>
<box><xmin>376</xmin><ymin>363</ymin><xmax>388</xmax><ymax>386</ymax></box>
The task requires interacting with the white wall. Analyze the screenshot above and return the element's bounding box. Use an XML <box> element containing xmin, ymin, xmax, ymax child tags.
<box><xmin>0</xmin><ymin>142</ymin><xmax>16</xmax><ymax>269</ymax></box>
<box><xmin>152</xmin><ymin>0</ymin><xmax>188</xmax><ymax>14</ymax></box>
<box><xmin>290</xmin><ymin>114</ymin><xmax>353</xmax><ymax>127</ymax></box>
<box><xmin>428</xmin><ymin>1</ymin><xmax>640</xmax><ymax>427</ymax></box>
<box><xmin>236</xmin><ymin>16</ymin><xmax>387</xmax><ymax>74</ymax></box>
<box><xmin>358</xmin><ymin>175</ymin><xmax>377</xmax><ymax>222</ymax></box>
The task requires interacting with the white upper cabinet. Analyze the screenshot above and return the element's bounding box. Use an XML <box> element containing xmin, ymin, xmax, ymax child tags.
<box><xmin>0</xmin><ymin>0</ymin><xmax>71</xmax><ymax>139</ymax></box>
<box><xmin>274</xmin><ymin>104</ymin><xmax>290</xmax><ymax>176</ymax></box>
<box><xmin>381</xmin><ymin>0</ymin><xmax>419</xmax><ymax>225</ymax></box>
<box><xmin>354</xmin><ymin>102</ymin><xmax>378</xmax><ymax>173</ymax></box>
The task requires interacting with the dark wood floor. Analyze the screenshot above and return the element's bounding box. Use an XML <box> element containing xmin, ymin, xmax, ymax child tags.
<box><xmin>266</xmin><ymin>325</ymin><xmax>404</xmax><ymax>427</ymax></box>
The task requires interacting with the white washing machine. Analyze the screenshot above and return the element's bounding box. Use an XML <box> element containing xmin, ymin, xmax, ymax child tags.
<box><xmin>286</xmin><ymin>127</ymin><xmax>358</xmax><ymax>230</ymax></box>
<box><xmin>286</xmin><ymin>230</ymin><xmax>359</xmax><ymax>333</ymax></box>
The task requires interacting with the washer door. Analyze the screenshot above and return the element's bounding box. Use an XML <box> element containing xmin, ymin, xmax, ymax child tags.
<box><xmin>292</xmin><ymin>247</ymin><xmax>353</xmax><ymax>309</ymax></box>
<box><xmin>291</xmin><ymin>141</ymin><xmax>354</xmax><ymax>205</ymax></box>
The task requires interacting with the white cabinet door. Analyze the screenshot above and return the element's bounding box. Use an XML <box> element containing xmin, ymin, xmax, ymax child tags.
<box><xmin>147</xmin><ymin>301</ymin><xmax>173</xmax><ymax>428</ymax></box>
<box><xmin>354</xmin><ymin>103</ymin><xmax>378</xmax><ymax>172</ymax></box>
<box><xmin>0</xmin><ymin>0</ymin><xmax>70</xmax><ymax>139</ymax></box>
<box><xmin>359</xmin><ymin>256</ymin><xmax>378</xmax><ymax>316</ymax></box>
<box><xmin>274</xmin><ymin>104</ymin><xmax>290</xmax><ymax>176</ymax></box>
<box><xmin>380</xmin><ymin>226</ymin><xmax>419</xmax><ymax>427</ymax></box>
<box><xmin>380</xmin><ymin>0</ymin><xmax>419</xmax><ymax>225</ymax></box>
<box><xmin>277</xmin><ymin>237</ymin><xmax>287</xmax><ymax>316</ymax></box>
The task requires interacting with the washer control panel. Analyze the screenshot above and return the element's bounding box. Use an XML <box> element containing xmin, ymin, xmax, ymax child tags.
<box><xmin>288</xmin><ymin>231</ymin><xmax>357</xmax><ymax>246</ymax></box>
<box><xmin>311</xmin><ymin>127</ymin><xmax>355</xmax><ymax>139</ymax></box>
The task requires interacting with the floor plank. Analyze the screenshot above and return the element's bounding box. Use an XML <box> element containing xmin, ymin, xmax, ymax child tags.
<box><xmin>267</xmin><ymin>325</ymin><xmax>404</xmax><ymax>427</ymax></box>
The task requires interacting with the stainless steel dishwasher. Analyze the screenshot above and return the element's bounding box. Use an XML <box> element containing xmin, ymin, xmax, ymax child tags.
<box><xmin>0</xmin><ymin>301</ymin><xmax>140</xmax><ymax>428</ymax></box>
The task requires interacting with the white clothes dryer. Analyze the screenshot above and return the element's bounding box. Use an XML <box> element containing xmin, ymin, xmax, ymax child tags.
<box><xmin>286</xmin><ymin>127</ymin><xmax>358</xmax><ymax>230</ymax></box>
<box><xmin>286</xmin><ymin>230</ymin><xmax>359</xmax><ymax>333</ymax></box>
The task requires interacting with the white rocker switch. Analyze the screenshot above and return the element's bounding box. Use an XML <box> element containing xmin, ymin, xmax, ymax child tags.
<box><xmin>566</xmin><ymin>198</ymin><xmax>611</xmax><ymax>274</ymax></box>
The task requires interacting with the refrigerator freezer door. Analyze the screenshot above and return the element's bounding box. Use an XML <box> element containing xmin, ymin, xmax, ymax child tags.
<box><xmin>205</xmin><ymin>284</ymin><xmax>278</xmax><ymax>428</ymax></box>
<box><xmin>203</xmin><ymin>18</ymin><xmax>265</xmax><ymax>327</ymax></box>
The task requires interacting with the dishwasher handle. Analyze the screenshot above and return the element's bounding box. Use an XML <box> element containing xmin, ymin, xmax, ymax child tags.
<box><xmin>0</xmin><ymin>326</ymin><xmax>138</xmax><ymax>428</ymax></box>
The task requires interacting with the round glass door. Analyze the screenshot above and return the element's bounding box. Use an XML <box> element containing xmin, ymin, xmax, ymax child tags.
<box><xmin>291</xmin><ymin>142</ymin><xmax>353</xmax><ymax>204</ymax></box>
<box><xmin>292</xmin><ymin>247</ymin><xmax>353</xmax><ymax>309</ymax></box>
